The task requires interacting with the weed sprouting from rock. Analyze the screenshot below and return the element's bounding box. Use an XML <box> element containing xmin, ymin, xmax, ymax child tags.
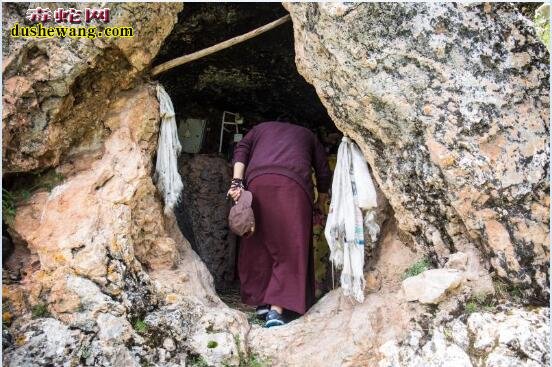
<box><xmin>403</xmin><ymin>258</ymin><xmax>431</xmax><ymax>279</ymax></box>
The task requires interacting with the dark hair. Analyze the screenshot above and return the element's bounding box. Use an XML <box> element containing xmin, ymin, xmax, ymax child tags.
<box><xmin>276</xmin><ymin>113</ymin><xmax>291</xmax><ymax>121</ymax></box>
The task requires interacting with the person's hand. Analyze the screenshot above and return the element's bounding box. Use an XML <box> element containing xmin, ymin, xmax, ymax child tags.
<box><xmin>227</xmin><ymin>187</ymin><xmax>242</xmax><ymax>202</ymax></box>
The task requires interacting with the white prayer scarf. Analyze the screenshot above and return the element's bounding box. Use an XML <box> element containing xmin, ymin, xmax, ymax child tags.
<box><xmin>154</xmin><ymin>84</ymin><xmax>183</xmax><ymax>214</ymax></box>
<box><xmin>325</xmin><ymin>137</ymin><xmax>378</xmax><ymax>302</ymax></box>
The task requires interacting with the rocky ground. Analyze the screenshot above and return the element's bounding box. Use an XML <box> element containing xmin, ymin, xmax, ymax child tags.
<box><xmin>2</xmin><ymin>3</ymin><xmax>549</xmax><ymax>367</ymax></box>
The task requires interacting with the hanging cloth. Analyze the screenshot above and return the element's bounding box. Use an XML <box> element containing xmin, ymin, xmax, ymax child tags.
<box><xmin>324</xmin><ymin>136</ymin><xmax>378</xmax><ymax>302</ymax></box>
<box><xmin>154</xmin><ymin>84</ymin><xmax>183</xmax><ymax>214</ymax></box>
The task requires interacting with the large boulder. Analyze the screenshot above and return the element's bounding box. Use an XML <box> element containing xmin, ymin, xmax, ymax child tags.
<box><xmin>2</xmin><ymin>2</ymin><xmax>182</xmax><ymax>173</ymax></box>
<box><xmin>284</xmin><ymin>2</ymin><xmax>549</xmax><ymax>301</ymax></box>
<box><xmin>3</xmin><ymin>83</ymin><xmax>249</xmax><ymax>366</ymax></box>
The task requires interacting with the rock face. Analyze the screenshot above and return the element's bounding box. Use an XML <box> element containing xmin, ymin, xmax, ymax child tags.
<box><xmin>2</xmin><ymin>2</ymin><xmax>182</xmax><ymax>173</ymax></box>
<box><xmin>2</xmin><ymin>4</ymin><xmax>252</xmax><ymax>362</ymax></box>
<box><xmin>284</xmin><ymin>2</ymin><xmax>550</xmax><ymax>301</ymax></box>
<box><xmin>175</xmin><ymin>155</ymin><xmax>237</xmax><ymax>290</ymax></box>
<box><xmin>379</xmin><ymin>307</ymin><xmax>550</xmax><ymax>367</ymax></box>
<box><xmin>3</xmin><ymin>82</ymin><xmax>249</xmax><ymax>367</ymax></box>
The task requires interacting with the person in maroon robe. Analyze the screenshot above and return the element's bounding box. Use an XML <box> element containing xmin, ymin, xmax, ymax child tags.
<box><xmin>227</xmin><ymin>120</ymin><xmax>331</xmax><ymax>327</ymax></box>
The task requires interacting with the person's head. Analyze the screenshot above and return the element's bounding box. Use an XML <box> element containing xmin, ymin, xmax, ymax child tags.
<box><xmin>277</xmin><ymin>112</ymin><xmax>301</xmax><ymax>124</ymax></box>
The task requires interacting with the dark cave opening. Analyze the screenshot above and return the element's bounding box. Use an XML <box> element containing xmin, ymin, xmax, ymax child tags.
<box><xmin>152</xmin><ymin>3</ymin><xmax>341</xmax><ymax>307</ymax></box>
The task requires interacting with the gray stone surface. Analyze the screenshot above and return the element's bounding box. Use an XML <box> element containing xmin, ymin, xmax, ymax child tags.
<box><xmin>285</xmin><ymin>2</ymin><xmax>549</xmax><ymax>300</ymax></box>
<box><xmin>176</xmin><ymin>154</ymin><xmax>237</xmax><ymax>290</ymax></box>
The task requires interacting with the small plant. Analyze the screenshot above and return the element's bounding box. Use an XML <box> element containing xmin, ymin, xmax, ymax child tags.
<box><xmin>509</xmin><ymin>285</ymin><xmax>523</xmax><ymax>299</ymax></box>
<box><xmin>133</xmin><ymin>319</ymin><xmax>148</xmax><ymax>333</ymax></box>
<box><xmin>31</xmin><ymin>303</ymin><xmax>49</xmax><ymax>319</ymax></box>
<box><xmin>207</xmin><ymin>340</ymin><xmax>218</xmax><ymax>349</ymax></box>
<box><xmin>243</xmin><ymin>354</ymin><xmax>270</xmax><ymax>367</ymax></box>
<box><xmin>464</xmin><ymin>301</ymin><xmax>478</xmax><ymax>314</ymax></box>
<box><xmin>232</xmin><ymin>333</ymin><xmax>270</xmax><ymax>367</ymax></box>
<box><xmin>246</xmin><ymin>311</ymin><xmax>264</xmax><ymax>327</ymax></box>
<box><xmin>79</xmin><ymin>346</ymin><xmax>91</xmax><ymax>359</ymax></box>
<box><xmin>493</xmin><ymin>279</ymin><xmax>524</xmax><ymax>302</ymax></box>
<box><xmin>2</xmin><ymin>188</ymin><xmax>16</xmax><ymax>224</ymax></box>
<box><xmin>443</xmin><ymin>327</ymin><xmax>453</xmax><ymax>342</ymax></box>
<box><xmin>403</xmin><ymin>258</ymin><xmax>431</xmax><ymax>279</ymax></box>
<box><xmin>188</xmin><ymin>355</ymin><xmax>210</xmax><ymax>367</ymax></box>
<box><xmin>464</xmin><ymin>292</ymin><xmax>497</xmax><ymax>314</ymax></box>
<box><xmin>2</xmin><ymin>170</ymin><xmax>65</xmax><ymax>224</ymax></box>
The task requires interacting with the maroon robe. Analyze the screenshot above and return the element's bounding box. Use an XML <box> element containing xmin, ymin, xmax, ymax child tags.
<box><xmin>238</xmin><ymin>174</ymin><xmax>315</xmax><ymax>314</ymax></box>
<box><xmin>232</xmin><ymin>121</ymin><xmax>330</xmax><ymax>315</ymax></box>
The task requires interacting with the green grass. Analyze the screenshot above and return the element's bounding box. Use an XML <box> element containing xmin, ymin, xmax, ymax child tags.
<box><xmin>464</xmin><ymin>292</ymin><xmax>497</xmax><ymax>314</ymax></box>
<box><xmin>188</xmin><ymin>355</ymin><xmax>210</xmax><ymax>367</ymax></box>
<box><xmin>133</xmin><ymin>319</ymin><xmax>148</xmax><ymax>333</ymax></box>
<box><xmin>242</xmin><ymin>354</ymin><xmax>270</xmax><ymax>367</ymax></box>
<box><xmin>207</xmin><ymin>340</ymin><xmax>218</xmax><ymax>349</ymax></box>
<box><xmin>463</xmin><ymin>279</ymin><xmax>526</xmax><ymax>315</ymax></box>
<box><xmin>464</xmin><ymin>302</ymin><xmax>478</xmax><ymax>314</ymax></box>
<box><xmin>493</xmin><ymin>279</ymin><xmax>524</xmax><ymax>302</ymax></box>
<box><xmin>231</xmin><ymin>334</ymin><xmax>271</xmax><ymax>367</ymax></box>
<box><xmin>246</xmin><ymin>311</ymin><xmax>265</xmax><ymax>327</ymax></box>
<box><xmin>31</xmin><ymin>303</ymin><xmax>49</xmax><ymax>319</ymax></box>
<box><xmin>2</xmin><ymin>188</ymin><xmax>17</xmax><ymax>224</ymax></box>
<box><xmin>402</xmin><ymin>258</ymin><xmax>431</xmax><ymax>279</ymax></box>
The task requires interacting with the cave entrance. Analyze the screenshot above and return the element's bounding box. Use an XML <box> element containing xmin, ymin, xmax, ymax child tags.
<box><xmin>152</xmin><ymin>3</ymin><xmax>341</xmax><ymax>315</ymax></box>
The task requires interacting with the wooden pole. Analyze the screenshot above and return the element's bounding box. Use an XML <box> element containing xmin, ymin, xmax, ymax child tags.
<box><xmin>151</xmin><ymin>14</ymin><xmax>291</xmax><ymax>77</ymax></box>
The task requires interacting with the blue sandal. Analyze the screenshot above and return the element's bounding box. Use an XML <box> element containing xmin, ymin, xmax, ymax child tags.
<box><xmin>265</xmin><ymin>309</ymin><xmax>286</xmax><ymax>328</ymax></box>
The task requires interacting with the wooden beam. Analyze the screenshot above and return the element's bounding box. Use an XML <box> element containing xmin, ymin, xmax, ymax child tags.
<box><xmin>151</xmin><ymin>14</ymin><xmax>291</xmax><ymax>77</ymax></box>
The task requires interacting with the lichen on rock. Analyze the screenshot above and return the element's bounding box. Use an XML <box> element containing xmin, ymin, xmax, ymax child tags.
<box><xmin>284</xmin><ymin>2</ymin><xmax>550</xmax><ymax>302</ymax></box>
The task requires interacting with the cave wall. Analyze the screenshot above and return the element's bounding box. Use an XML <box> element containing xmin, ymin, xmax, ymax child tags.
<box><xmin>2</xmin><ymin>4</ymin><xmax>251</xmax><ymax>366</ymax></box>
<box><xmin>175</xmin><ymin>154</ymin><xmax>237</xmax><ymax>290</ymax></box>
<box><xmin>153</xmin><ymin>2</ymin><xmax>337</xmax><ymax>155</ymax></box>
<box><xmin>284</xmin><ymin>2</ymin><xmax>550</xmax><ymax>301</ymax></box>
<box><xmin>2</xmin><ymin>2</ymin><xmax>182</xmax><ymax>173</ymax></box>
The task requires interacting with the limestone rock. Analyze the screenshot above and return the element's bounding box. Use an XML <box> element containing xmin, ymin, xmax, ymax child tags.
<box><xmin>175</xmin><ymin>154</ymin><xmax>237</xmax><ymax>290</ymax></box>
<box><xmin>97</xmin><ymin>313</ymin><xmax>133</xmax><ymax>346</ymax></box>
<box><xmin>467</xmin><ymin>308</ymin><xmax>550</xmax><ymax>366</ymax></box>
<box><xmin>11</xmin><ymin>84</ymin><xmax>178</xmax><ymax>288</ymax></box>
<box><xmin>4</xmin><ymin>318</ymin><xmax>83</xmax><ymax>367</ymax></box>
<box><xmin>379</xmin><ymin>329</ymin><xmax>473</xmax><ymax>367</ymax></box>
<box><xmin>3</xmin><ymin>84</ymin><xmax>249</xmax><ymax>366</ymax></box>
<box><xmin>379</xmin><ymin>307</ymin><xmax>550</xmax><ymax>367</ymax></box>
<box><xmin>402</xmin><ymin>268</ymin><xmax>464</xmax><ymax>304</ymax></box>
<box><xmin>285</xmin><ymin>2</ymin><xmax>549</xmax><ymax>300</ymax></box>
<box><xmin>2</xmin><ymin>3</ymin><xmax>183</xmax><ymax>173</ymax></box>
<box><xmin>445</xmin><ymin>252</ymin><xmax>469</xmax><ymax>271</ymax></box>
